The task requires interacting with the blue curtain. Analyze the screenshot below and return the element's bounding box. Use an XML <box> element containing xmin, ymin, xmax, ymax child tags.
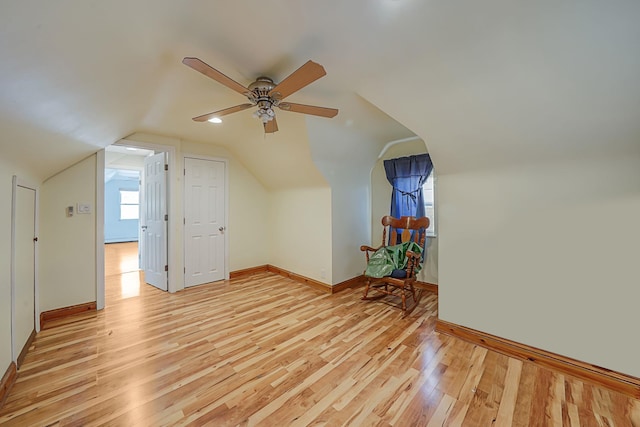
<box><xmin>384</xmin><ymin>154</ymin><xmax>433</xmax><ymax>243</ymax></box>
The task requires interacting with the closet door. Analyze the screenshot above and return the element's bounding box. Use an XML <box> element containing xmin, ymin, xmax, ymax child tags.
<box><xmin>184</xmin><ymin>157</ymin><xmax>226</xmax><ymax>287</ymax></box>
<box><xmin>12</xmin><ymin>179</ymin><xmax>36</xmax><ymax>367</ymax></box>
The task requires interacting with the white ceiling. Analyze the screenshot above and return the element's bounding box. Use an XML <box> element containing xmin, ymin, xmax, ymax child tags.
<box><xmin>1</xmin><ymin>1</ymin><xmax>638</xmax><ymax>185</ymax></box>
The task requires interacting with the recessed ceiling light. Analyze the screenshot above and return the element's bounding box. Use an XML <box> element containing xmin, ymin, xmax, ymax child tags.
<box><xmin>208</xmin><ymin>117</ymin><xmax>222</xmax><ymax>124</ymax></box>
<box><xmin>125</xmin><ymin>147</ymin><xmax>138</xmax><ymax>151</ymax></box>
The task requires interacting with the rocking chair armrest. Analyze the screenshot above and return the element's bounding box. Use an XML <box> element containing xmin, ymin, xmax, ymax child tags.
<box><xmin>406</xmin><ymin>250</ymin><xmax>421</xmax><ymax>260</ymax></box>
<box><xmin>361</xmin><ymin>245</ymin><xmax>380</xmax><ymax>263</ymax></box>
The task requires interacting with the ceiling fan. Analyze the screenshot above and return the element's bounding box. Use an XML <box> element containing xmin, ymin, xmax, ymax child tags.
<box><xmin>182</xmin><ymin>57</ymin><xmax>339</xmax><ymax>134</ymax></box>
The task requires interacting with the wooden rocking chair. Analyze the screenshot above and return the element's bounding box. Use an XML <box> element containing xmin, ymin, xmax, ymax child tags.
<box><xmin>360</xmin><ymin>215</ymin><xmax>430</xmax><ymax>315</ymax></box>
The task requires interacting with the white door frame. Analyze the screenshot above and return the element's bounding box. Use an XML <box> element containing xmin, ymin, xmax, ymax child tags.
<box><xmin>183</xmin><ymin>154</ymin><xmax>229</xmax><ymax>287</ymax></box>
<box><xmin>96</xmin><ymin>139</ymin><xmax>179</xmax><ymax>309</ymax></box>
<box><xmin>96</xmin><ymin>150</ymin><xmax>105</xmax><ymax>310</ymax></box>
<box><xmin>11</xmin><ymin>175</ymin><xmax>39</xmax><ymax>363</ymax></box>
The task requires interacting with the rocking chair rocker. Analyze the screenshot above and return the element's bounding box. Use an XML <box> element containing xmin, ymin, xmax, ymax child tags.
<box><xmin>360</xmin><ymin>215</ymin><xmax>430</xmax><ymax>315</ymax></box>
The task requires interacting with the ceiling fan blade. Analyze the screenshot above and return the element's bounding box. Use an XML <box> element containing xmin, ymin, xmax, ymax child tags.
<box><xmin>182</xmin><ymin>57</ymin><xmax>249</xmax><ymax>95</ymax></box>
<box><xmin>278</xmin><ymin>102</ymin><xmax>338</xmax><ymax>118</ymax></box>
<box><xmin>263</xmin><ymin>117</ymin><xmax>278</xmax><ymax>133</ymax></box>
<box><xmin>268</xmin><ymin>60</ymin><xmax>326</xmax><ymax>100</ymax></box>
<box><xmin>192</xmin><ymin>103</ymin><xmax>253</xmax><ymax>122</ymax></box>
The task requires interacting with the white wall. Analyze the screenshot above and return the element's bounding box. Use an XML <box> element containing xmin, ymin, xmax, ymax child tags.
<box><xmin>268</xmin><ymin>187</ymin><xmax>332</xmax><ymax>283</ymax></box>
<box><xmin>39</xmin><ymin>155</ymin><xmax>97</xmax><ymax>311</ymax></box>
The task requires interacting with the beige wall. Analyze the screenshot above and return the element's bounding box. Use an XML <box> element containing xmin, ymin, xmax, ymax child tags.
<box><xmin>268</xmin><ymin>187</ymin><xmax>332</xmax><ymax>283</ymax></box>
<box><xmin>327</xmin><ymin>169</ymin><xmax>371</xmax><ymax>284</ymax></box>
<box><xmin>438</xmin><ymin>153</ymin><xmax>640</xmax><ymax>378</ymax></box>
<box><xmin>371</xmin><ymin>140</ymin><xmax>438</xmax><ymax>284</ymax></box>
<box><xmin>39</xmin><ymin>155</ymin><xmax>97</xmax><ymax>311</ymax></box>
<box><xmin>307</xmin><ymin>120</ymin><xmax>387</xmax><ymax>284</ymax></box>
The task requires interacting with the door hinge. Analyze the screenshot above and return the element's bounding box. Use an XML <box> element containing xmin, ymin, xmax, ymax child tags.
<box><xmin>183</xmin><ymin>218</ymin><xmax>186</xmax><ymax>225</ymax></box>
<box><xmin>184</xmin><ymin>267</ymin><xmax>186</xmax><ymax>273</ymax></box>
<box><xmin>164</xmin><ymin>164</ymin><xmax>168</xmax><ymax>171</ymax></box>
<box><xmin>184</xmin><ymin>169</ymin><xmax>186</xmax><ymax>176</ymax></box>
<box><xmin>165</xmin><ymin>265</ymin><xmax>168</xmax><ymax>272</ymax></box>
<box><xmin>164</xmin><ymin>214</ymin><xmax>168</xmax><ymax>221</ymax></box>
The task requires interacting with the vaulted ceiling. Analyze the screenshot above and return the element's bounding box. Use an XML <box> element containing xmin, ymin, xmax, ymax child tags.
<box><xmin>1</xmin><ymin>1</ymin><xmax>638</xmax><ymax>186</ymax></box>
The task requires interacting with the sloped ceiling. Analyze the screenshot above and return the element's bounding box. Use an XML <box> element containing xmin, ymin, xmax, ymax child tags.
<box><xmin>1</xmin><ymin>1</ymin><xmax>637</xmax><ymax>185</ymax></box>
<box><xmin>356</xmin><ymin>1</ymin><xmax>640</xmax><ymax>174</ymax></box>
<box><xmin>0</xmin><ymin>0</ymin><xmax>415</xmax><ymax>186</ymax></box>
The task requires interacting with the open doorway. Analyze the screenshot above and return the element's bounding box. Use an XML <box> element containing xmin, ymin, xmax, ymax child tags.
<box><xmin>104</xmin><ymin>145</ymin><xmax>168</xmax><ymax>305</ymax></box>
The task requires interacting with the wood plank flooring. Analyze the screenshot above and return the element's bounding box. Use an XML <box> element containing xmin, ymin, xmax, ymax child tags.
<box><xmin>1</xmin><ymin>243</ymin><xmax>639</xmax><ymax>426</ymax></box>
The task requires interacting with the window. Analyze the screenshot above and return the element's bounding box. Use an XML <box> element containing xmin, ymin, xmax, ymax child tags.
<box><xmin>422</xmin><ymin>173</ymin><xmax>436</xmax><ymax>236</ymax></box>
<box><xmin>119</xmin><ymin>190</ymin><xmax>139</xmax><ymax>220</ymax></box>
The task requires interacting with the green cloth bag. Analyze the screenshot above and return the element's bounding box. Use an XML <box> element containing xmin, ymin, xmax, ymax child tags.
<box><xmin>364</xmin><ymin>241</ymin><xmax>423</xmax><ymax>278</ymax></box>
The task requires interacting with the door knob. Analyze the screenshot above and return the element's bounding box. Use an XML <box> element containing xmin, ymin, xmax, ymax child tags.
<box><xmin>219</xmin><ymin>226</ymin><xmax>225</xmax><ymax>232</ymax></box>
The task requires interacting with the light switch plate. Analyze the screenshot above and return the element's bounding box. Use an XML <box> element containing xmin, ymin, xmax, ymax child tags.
<box><xmin>77</xmin><ymin>203</ymin><xmax>91</xmax><ymax>214</ymax></box>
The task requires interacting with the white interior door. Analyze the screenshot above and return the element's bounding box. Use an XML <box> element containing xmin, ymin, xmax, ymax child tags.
<box><xmin>12</xmin><ymin>182</ymin><xmax>36</xmax><ymax>366</ymax></box>
<box><xmin>143</xmin><ymin>152</ymin><xmax>168</xmax><ymax>291</ymax></box>
<box><xmin>184</xmin><ymin>158</ymin><xmax>225</xmax><ymax>287</ymax></box>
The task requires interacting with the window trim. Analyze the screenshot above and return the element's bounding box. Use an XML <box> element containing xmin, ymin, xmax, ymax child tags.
<box><xmin>422</xmin><ymin>173</ymin><xmax>436</xmax><ymax>237</ymax></box>
<box><xmin>119</xmin><ymin>189</ymin><xmax>140</xmax><ymax>221</ymax></box>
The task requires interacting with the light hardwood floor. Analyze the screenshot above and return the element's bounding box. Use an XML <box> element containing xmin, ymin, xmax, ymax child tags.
<box><xmin>1</xmin><ymin>242</ymin><xmax>639</xmax><ymax>426</ymax></box>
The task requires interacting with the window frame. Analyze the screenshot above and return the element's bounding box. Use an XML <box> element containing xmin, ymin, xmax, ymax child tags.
<box><xmin>422</xmin><ymin>172</ymin><xmax>436</xmax><ymax>237</ymax></box>
<box><xmin>119</xmin><ymin>189</ymin><xmax>140</xmax><ymax>221</ymax></box>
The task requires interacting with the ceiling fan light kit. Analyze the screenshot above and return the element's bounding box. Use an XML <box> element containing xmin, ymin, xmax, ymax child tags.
<box><xmin>182</xmin><ymin>57</ymin><xmax>338</xmax><ymax>133</ymax></box>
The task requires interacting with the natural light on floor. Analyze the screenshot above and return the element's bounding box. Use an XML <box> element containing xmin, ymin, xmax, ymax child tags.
<box><xmin>119</xmin><ymin>258</ymin><xmax>139</xmax><ymax>274</ymax></box>
<box><xmin>120</xmin><ymin>271</ymin><xmax>141</xmax><ymax>298</ymax></box>
<box><xmin>106</xmin><ymin>242</ymin><xmax>142</xmax><ymax>300</ymax></box>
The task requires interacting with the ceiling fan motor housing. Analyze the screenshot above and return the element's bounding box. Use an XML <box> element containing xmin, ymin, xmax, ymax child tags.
<box><xmin>248</xmin><ymin>77</ymin><xmax>280</xmax><ymax>102</ymax></box>
<box><xmin>248</xmin><ymin>77</ymin><xmax>275</xmax><ymax>94</ymax></box>
<box><xmin>248</xmin><ymin>77</ymin><xmax>279</xmax><ymax>122</ymax></box>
